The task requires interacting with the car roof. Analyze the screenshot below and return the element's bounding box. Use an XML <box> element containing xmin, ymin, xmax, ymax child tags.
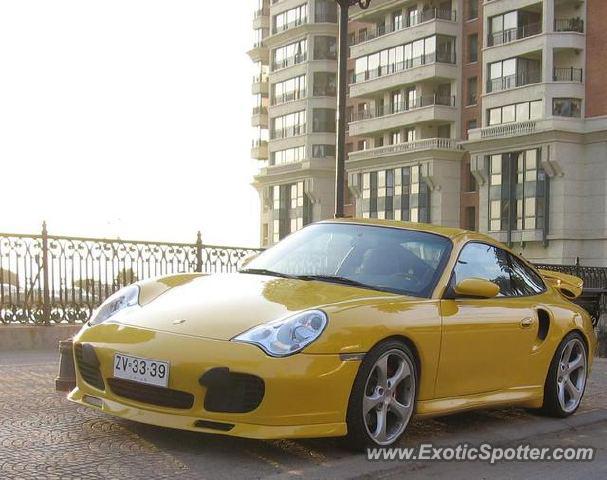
<box><xmin>319</xmin><ymin>218</ymin><xmax>496</xmax><ymax>242</ymax></box>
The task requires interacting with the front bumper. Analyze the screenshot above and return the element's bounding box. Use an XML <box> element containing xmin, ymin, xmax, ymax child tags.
<box><xmin>68</xmin><ymin>323</ymin><xmax>360</xmax><ymax>439</ymax></box>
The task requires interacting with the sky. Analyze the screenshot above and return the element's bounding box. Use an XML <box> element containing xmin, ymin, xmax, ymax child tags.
<box><xmin>0</xmin><ymin>1</ymin><xmax>261</xmax><ymax>247</ymax></box>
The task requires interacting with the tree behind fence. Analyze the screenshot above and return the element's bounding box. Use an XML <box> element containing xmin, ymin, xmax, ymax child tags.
<box><xmin>0</xmin><ymin>223</ymin><xmax>262</xmax><ymax>325</ymax></box>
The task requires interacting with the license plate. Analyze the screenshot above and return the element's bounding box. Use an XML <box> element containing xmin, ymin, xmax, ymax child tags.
<box><xmin>113</xmin><ymin>353</ymin><xmax>169</xmax><ymax>388</ymax></box>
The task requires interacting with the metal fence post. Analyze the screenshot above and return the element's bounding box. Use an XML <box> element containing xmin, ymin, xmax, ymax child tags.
<box><xmin>41</xmin><ymin>221</ymin><xmax>51</xmax><ymax>325</ymax></box>
<box><xmin>195</xmin><ymin>231</ymin><xmax>203</xmax><ymax>273</ymax></box>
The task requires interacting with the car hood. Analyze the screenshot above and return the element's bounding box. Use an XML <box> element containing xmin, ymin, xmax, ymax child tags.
<box><xmin>112</xmin><ymin>273</ymin><xmax>401</xmax><ymax>340</ymax></box>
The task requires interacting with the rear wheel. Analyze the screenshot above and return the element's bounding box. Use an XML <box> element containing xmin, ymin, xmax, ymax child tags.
<box><xmin>344</xmin><ymin>340</ymin><xmax>417</xmax><ymax>450</ymax></box>
<box><xmin>541</xmin><ymin>332</ymin><xmax>588</xmax><ymax>417</ymax></box>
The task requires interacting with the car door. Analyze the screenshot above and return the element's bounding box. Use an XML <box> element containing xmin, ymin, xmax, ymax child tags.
<box><xmin>435</xmin><ymin>242</ymin><xmax>542</xmax><ymax>398</ymax></box>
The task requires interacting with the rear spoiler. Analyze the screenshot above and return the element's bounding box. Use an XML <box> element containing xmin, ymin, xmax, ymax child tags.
<box><xmin>537</xmin><ymin>269</ymin><xmax>583</xmax><ymax>300</ymax></box>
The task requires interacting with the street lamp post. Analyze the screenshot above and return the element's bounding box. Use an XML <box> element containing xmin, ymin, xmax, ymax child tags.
<box><xmin>334</xmin><ymin>0</ymin><xmax>371</xmax><ymax>218</ymax></box>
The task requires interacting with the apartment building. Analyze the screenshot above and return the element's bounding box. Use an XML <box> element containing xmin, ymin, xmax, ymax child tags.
<box><xmin>249</xmin><ymin>0</ymin><xmax>340</xmax><ymax>246</ymax></box>
<box><xmin>249</xmin><ymin>0</ymin><xmax>607</xmax><ymax>266</ymax></box>
<box><xmin>465</xmin><ymin>0</ymin><xmax>607</xmax><ymax>265</ymax></box>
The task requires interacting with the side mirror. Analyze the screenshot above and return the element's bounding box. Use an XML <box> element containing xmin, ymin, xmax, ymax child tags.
<box><xmin>454</xmin><ymin>278</ymin><xmax>500</xmax><ymax>299</ymax></box>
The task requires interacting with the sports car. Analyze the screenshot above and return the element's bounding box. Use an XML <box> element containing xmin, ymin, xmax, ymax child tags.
<box><xmin>67</xmin><ymin>219</ymin><xmax>597</xmax><ymax>448</ymax></box>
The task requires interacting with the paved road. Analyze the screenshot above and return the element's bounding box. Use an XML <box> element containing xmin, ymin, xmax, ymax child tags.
<box><xmin>1</xmin><ymin>350</ymin><xmax>606</xmax><ymax>480</ymax></box>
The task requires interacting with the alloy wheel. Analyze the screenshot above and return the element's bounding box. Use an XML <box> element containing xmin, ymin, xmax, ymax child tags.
<box><xmin>556</xmin><ymin>337</ymin><xmax>587</xmax><ymax>413</ymax></box>
<box><xmin>362</xmin><ymin>349</ymin><xmax>415</xmax><ymax>445</ymax></box>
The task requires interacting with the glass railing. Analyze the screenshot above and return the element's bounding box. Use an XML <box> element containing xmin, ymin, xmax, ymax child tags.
<box><xmin>553</xmin><ymin>67</ymin><xmax>583</xmax><ymax>82</ymax></box>
<box><xmin>554</xmin><ymin>17</ymin><xmax>584</xmax><ymax>33</ymax></box>
<box><xmin>352</xmin><ymin>9</ymin><xmax>456</xmax><ymax>45</ymax></box>
<box><xmin>270</xmin><ymin>124</ymin><xmax>306</xmax><ymax>139</ymax></box>
<box><xmin>487</xmin><ymin>71</ymin><xmax>541</xmax><ymax>93</ymax></box>
<box><xmin>272</xmin><ymin>89</ymin><xmax>306</xmax><ymax>106</ymax></box>
<box><xmin>487</xmin><ymin>22</ymin><xmax>541</xmax><ymax>46</ymax></box>
<box><xmin>350</xmin><ymin>95</ymin><xmax>455</xmax><ymax>121</ymax></box>
<box><xmin>272</xmin><ymin>16</ymin><xmax>308</xmax><ymax>34</ymax></box>
<box><xmin>353</xmin><ymin>51</ymin><xmax>456</xmax><ymax>84</ymax></box>
<box><xmin>272</xmin><ymin>53</ymin><xmax>307</xmax><ymax>71</ymax></box>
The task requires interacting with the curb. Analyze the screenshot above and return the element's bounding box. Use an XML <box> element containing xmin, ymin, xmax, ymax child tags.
<box><xmin>0</xmin><ymin>325</ymin><xmax>82</xmax><ymax>351</ymax></box>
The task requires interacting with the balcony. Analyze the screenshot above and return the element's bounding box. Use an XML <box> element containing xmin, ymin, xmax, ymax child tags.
<box><xmin>247</xmin><ymin>41</ymin><xmax>269</xmax><ymax>63</ymax></box>
<box><xmin>270</xmin><ymin>124</ymin><xmax>306</xmax><ymax>140</ymax></box>
<box><xmin>554</xmin><ymin>18</ymin><xmax>584</xmax><ymax>33</ymax></box>
<box><xmin>351</xmin><ymin>9</ymin><xmax>456</xmax><ymax>46</ymax></box>
<box><xmin>486</xmin><ymin>71</ymin><xmax>541</xmax><ymax>93</ymax></box>
<box><xmin>476</xmin><ymin>120</ymin><xmax>537</xmax><ymax>140</ymax></box>
<box><xmin>353</xmin><ymin>51</ymin><xmax>456</xmax><ymax>84</ymax></box>
<box><xmin>251</xmin><ymin>140</ymin><xmax>269</xmax><ymax>160</ymax></box>
<box><xmin>272</xmin><ymin>17</ymin><xmax>307</xmax><ymax>35</ymax></box>
<box><xmin>349</xmin><ymin>96</ymin><xmax>456</xmax><ymax>136</ymax></box>
<box><xmin>348</xmin><ymin>137</ymin><xmax>461</xmax><ymax>163</ymax></box>
<box><xmin>251</xmin><ymin>107</ymin><xmax>268</xmax><ymax>128</ymax></box>
<box><xmin>253</xmin><ymin>7</ymin><xmax>269</xmax><ymax>19</ymax></box>
<box><xmin>272</xmin><ymin>53</ymin><xmax>307</xmax><ymax>72</ymax></box>
<box><xmin>553</xmin><ymin>67</ymin><xmax>583</xmax><ymax>83</ymax></box>
<box><xmin>272</xmin><ymin>89</ymin><xmax>306</xmax><ymax>106</ymax></box>
<box><xmin>252</xmin><ymin>74</ymin><xmax>269</xmax><ymax>95</ymax></box>
<box><xmin>487</xmin><ymin>22</ymin><xmax>541</xmax><ymax>47</ymax></box>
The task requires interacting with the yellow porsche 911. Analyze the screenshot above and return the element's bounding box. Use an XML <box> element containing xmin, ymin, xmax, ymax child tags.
<box><xmin>68</xmin><ymin>220</ymin><xmax>597</xmax><ymax>449</ymax></box>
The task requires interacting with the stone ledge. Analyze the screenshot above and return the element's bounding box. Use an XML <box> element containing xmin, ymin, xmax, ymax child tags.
<box><xmin>0</xmin><ymin>325</ymin><xmax>82</xmax><ymax>351</ymax></box>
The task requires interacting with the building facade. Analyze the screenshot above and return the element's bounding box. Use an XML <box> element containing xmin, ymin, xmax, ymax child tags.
<box><xmin>249</xmin><ymin>0</ymin><xmax>340</xmax><ymax>246</ymax></box>
<box><xmin>249</xmin><ymin>0</ymin><xmax>607</xmax><ymax>267</ymax></box>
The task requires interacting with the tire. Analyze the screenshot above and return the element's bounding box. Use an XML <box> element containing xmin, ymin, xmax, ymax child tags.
<box><xmin>540</xmin><ymin>331</ymin><xmax>588</xmax><ymax>417</ymax></box>
<box><xmin>343</xmin><ymin>339</ymin><xmax>417</xmax><ymax>450</ymax></box>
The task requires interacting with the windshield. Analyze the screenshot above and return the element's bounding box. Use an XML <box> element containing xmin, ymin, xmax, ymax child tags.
<box><xmin>244</xmin><ymin>223</ymin><xmax>452</xmax><ymax>297</ymax></box>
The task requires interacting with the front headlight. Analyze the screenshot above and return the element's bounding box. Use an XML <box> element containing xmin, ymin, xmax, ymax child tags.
<box><xmin>232</xmin><ymin>309</ymin><xmax>328</xmax><ymax>357</ymax></box>
<box><xmin>89</xmin><ymin>285</ymin><xmax>140</xmax><ymax>326</ymax></box>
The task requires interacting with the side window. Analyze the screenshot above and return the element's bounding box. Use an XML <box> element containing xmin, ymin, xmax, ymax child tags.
<box><xmin>453</xmin><ymin>243</ymin><xmax>512</xmax><ymax>296</ymax></box>
<box><xmin>508</xmin><ymin>254</ymin><xmax>545</xmax><ymax>295</ymax></box>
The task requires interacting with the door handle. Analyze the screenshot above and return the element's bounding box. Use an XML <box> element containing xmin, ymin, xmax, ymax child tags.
<box><xmin>520</xmin><ymin>317</ymin><xmax>535</xmax><ymax>328</ymax></box>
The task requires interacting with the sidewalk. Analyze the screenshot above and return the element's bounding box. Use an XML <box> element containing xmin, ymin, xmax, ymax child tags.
<box><xmin>1</xmin><ymin>350</ymin><xmax>605</xmax><ymax>480</ymax></box>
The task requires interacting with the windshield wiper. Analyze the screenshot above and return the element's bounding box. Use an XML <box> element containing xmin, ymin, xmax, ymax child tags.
<box><xmin>239</xmin><ymin>268</ymin><xmax>297</xmax><ymax>279</ymax></box>
<box><xmin>294</xmin><ymin>274</ymin><xmax>374</xmax><ymax>290</ymax></box>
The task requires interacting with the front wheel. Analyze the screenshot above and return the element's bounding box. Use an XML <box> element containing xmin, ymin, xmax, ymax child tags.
<box><xmin>541</xmin><ymin>332</ymin><xmax>588</xmax><ymax>417</ymax></box>
<box><xmin>344</xmin><ymin>340</ymin><xmax>417</xmax><ymax>450</ymax></box>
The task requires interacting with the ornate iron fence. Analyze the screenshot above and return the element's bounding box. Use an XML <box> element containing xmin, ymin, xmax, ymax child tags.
<box><xmin>0</xmin><ymin>223</ymin><xmax>262</xmax><ymax>325</ymax></box>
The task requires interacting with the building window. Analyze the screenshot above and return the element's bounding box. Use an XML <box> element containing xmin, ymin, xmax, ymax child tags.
<box><xmin>272</xmin><ymin>39</ymin><xmax>307</xmax><ymax>70</ymax></box>
<box><xmin>466</xmin><ymin>77</ymin><xmax>477</xmax><ymax>106</ymax></box>
<box><xmin>466</xmin><ymin>119</ymin><xmax>477</xmax><ymax>132</ymax></box>
<box><xmin>271</xmin><ymin>182</ymin><xmax>310</xmax><ymax>242</ymax></box>
<box><xmin>270</xmin><ymin>145</ymin><xmax>306</xmax><ymax>165</ymax></box>
<box><xmin>253</xmin><ymin>28</ymin><xmax>269</xmax><ymax>48</ymax></box>
<box><xmin>488</xmin><ymin>100</ymin><xmax>542</xmax><ymax>126</ymax></box>
<box><xmin>488</xmin><ymin>149</ymin><xmax>546</xmax><ymax>232</ymax></box>
<box><xmin>313</xmin><ymin>108</ymin><xmax>336</xmax><ymax>132</ymax></box>
<box><xmin>315</xmin><ymin>0</ymin><xmax>337</xmax><ymax>23</ymax></box>
<box><xmin>273</xmin><ymin>4</ymin><xmax>308</xmax><ymax>34</ymax></box>
<box><xmin>467</xmin><ymin>34</ymin><xmax>478</xmax><ymax>63</ymax></box>
<box><xmin>353</xmin><ymin>35</ymin><xmax>456</xmax><ymax>83</ymax></box>
<box><xmin>487</xmin><ymin>57</ymin><xmax>541</xmax><ymax>93</ymax></box>
<box><xmin>313</xmin><ymin>72</ymin><xmax>337</xmax><ymax>96</ymax></box>
<box><xmin>464</xmin><ymin>207</ymin><xmax>476</xmax><ymax>230</ymax></box>
<box><xmin>361</xmin><ymin>166</ymin><xmax>430</xmax><ymax>222</ymax></box>
<box><xmin>392</xmin><ymin>9</ymin><xmax>403</xmax><ymax>31</ymax></box>
<box><xmin>374</xmin><ymin>136</ymin><xmax>384</xmax><ymax>147</ymax></box>
<box><xmin>271</xmin><ymin>111</ymin><xmax>306</xmax><ymax>139</ymax></box>
<box><xmin>389</xmin><ymin>130</ymin><xmax>401</xmax><ymax>145</ymax></box>
<box><xmin>312</xmin><ymin>144</ymin><xmax>335</xmax><ymax>158</ymax></box>
<box><xmin>488</xmin><ymin>10</ymin><xmax>541</xmax><ymax>46</ymax></box>
<box><xmin>272</xmin><ymin>75</ymin><xmax>306</xmax><ymax>105</ymax></box>
<box><xmin>467</xmin><ymin>0</ymin><xmax>478</xmax><ymax>20</ymax></box>
<box><xmin>314</xmin><ymin>36</ymin><xmax>337</xmax><ymax>60</ymax></box>
<box><xmin>552</xmin><ymin>98</ymin><xmax>582</xmax><ymax>118</ymax></box>
<box><xmin>358</xmin><ymin>139</ymin><xmax>368</xmax><ymax>151</ymax></box>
